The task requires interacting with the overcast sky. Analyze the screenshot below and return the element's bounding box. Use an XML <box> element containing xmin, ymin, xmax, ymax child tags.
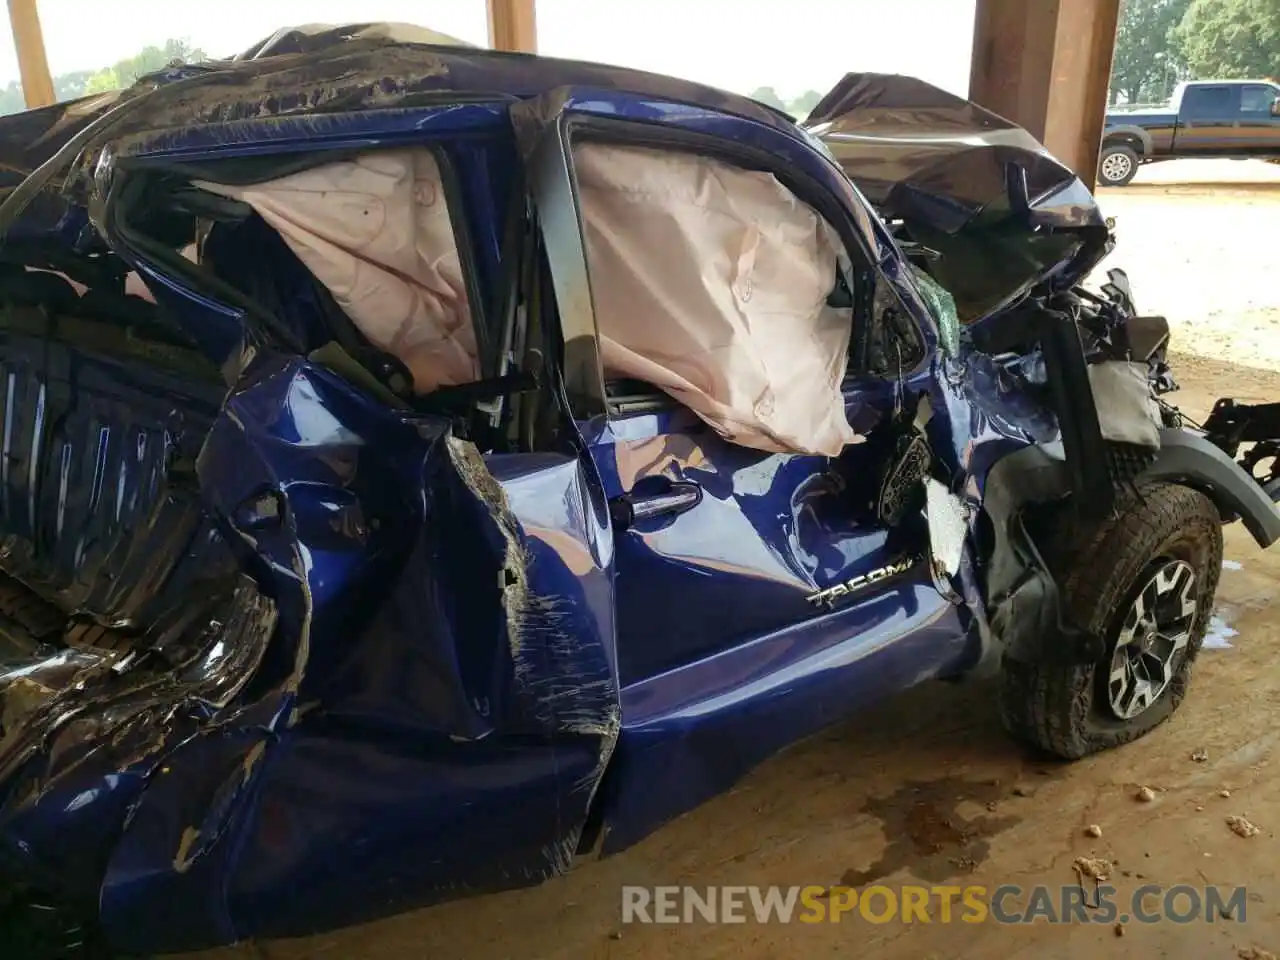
<box><xmin>0</xmin><ymin>0</ymin><xmax>976</xmax><ymax>98</ymax></box>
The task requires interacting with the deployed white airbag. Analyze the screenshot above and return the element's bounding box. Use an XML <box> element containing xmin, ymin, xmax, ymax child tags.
<box><xmin>195</xmin><ymin>142</ymin><xmax>858</xmax><ymax>456</ymax></box>
<box><xmin>575</xmin><ymin>143</ymin><xmax>859</xmax><ymax>456</ymax></box>
<box><xmin>195</xmin><ymin>149</ymin><xmax>477</xmax><ymax>392</ymax></box>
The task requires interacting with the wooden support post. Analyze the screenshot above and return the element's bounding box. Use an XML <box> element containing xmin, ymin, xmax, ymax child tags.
<box><xmin>487</xmin><ymin>0</ymin><xmax>537</xmax><ymax>53</ymax></box>
<box><xmin>970</xmin><ymin>0</ymin><xmax>1122</xmax><ymax>186</ymax></box>
<box><xmin>7</xmin><ymin>0</ymin><xmax>54</xmax><ymax>108</ymax></box>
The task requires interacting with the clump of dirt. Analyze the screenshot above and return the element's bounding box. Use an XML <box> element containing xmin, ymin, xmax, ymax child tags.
<box><xmin>1074</xmin><ymin>857</ymin><xmax>1112</xmax><ymax>882</ymax></box>
<box><xmin>1228</xmin><ymin>815</ymin><xmax>1261</xmax><ymax>839</ymax></box>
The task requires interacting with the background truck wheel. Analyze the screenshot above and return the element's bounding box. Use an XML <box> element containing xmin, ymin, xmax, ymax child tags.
<box><xmin>1098</xmin><ymin>144</ymin><xmax>1140</xmax><ymax>186</ymax></box>
<box><xmin>999</xmin><ymin>483</ymin><xmax>1223</xmax><ymax>760</ymax></box>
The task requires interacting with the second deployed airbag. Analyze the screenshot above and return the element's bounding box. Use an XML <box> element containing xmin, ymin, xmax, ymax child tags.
<box><xmin>575</xmin><ymin>143</ymin><xmax>859</xmax><ymax>456</ymax></box>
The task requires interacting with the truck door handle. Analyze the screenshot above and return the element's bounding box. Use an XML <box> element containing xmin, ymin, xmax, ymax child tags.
<box><xmin>610</xmin><ymin>481</ymin><xmax>702</xmax><ymax>529</ymax></box>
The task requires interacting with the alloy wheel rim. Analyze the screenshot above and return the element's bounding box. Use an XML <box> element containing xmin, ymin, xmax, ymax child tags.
<box><xmin>1102</xmin><ymin>152</ymin><xmax>1133</xmax><ymax>183</ymax></box>
<box><xmin>1106</xmin><ymin>559</ymin><xmax>1198</xmax><ymax>720</ymax></box>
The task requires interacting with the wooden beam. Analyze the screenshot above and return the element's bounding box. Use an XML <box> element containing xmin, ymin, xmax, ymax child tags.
<box><xmin>7</xmin><ymin>0</ymin><xmax>54</xmax><ymax>108</ymax></box>
<box><xmin>1047</xmin><ymin>0</ymin><xmax>1122</xmax><ymax>187</ymax></box>
<box><xmin>487</xmin><ymin>0</ymin><xmax>537</xmax><ymax>53</ymax></box>
<box><xmin>970</xmin><ymin>0</ymin><xmax>1122</xmax><ymax>186</ymax></box>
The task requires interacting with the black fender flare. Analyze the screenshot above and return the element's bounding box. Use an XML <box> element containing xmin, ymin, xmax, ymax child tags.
<box><xmin>976</xmin><ymin>430</ymin><xmax>1280</xmax><ymax>669</ymax></box>
<box><xmin>1102</xmin><ymin>125</ymin><xmax>1154</xmax><ymax>158</ymax></box>
<box><xmin>1141</xmin><ymin>428</ymin><xmax>1280</xmax><ymax>549</ymax></box>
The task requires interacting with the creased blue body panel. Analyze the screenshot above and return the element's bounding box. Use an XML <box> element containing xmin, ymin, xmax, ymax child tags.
<box><xmin>0</xmin><ymin>46</ymin><xmax>1101</xmax><ymax>956</ymax></box>
<box><xmin>588</xmin><ymin>402</ymin><xmax>913</xmax><ymax>683</ymax></box>
<box><xmin>0</xmin><ymin>306</ymin><xmax>268</xmax><ymax>911</ymax></box>
<box><xmin>577</xmin><ymin>390</ymin><xmax>968</xmax><ymax>849</ymax></box>
<box><xmin>89</xmin><ymin>357</ymin><xmax>618</xmax><ymax>952</ymax></box>
<box><xmin>0</xmin><ymin>580</ymin><xmax>275</xmax><ymax>906</ymax></box>
<box><xmin>601</xmin><ymin>582</ymin><xmax>963</xmax><ymax>853</ymax></box>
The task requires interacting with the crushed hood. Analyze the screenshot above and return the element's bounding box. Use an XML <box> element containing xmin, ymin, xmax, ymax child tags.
<box><xmin>806</xmin><ymin>73</ymin><xmax>1097</xmax><ymax>232</ymax></box>
<box><xmin>807</xmin><ymin>73</ymin><xmax>1111</xmax><ymax>322</ymax></box>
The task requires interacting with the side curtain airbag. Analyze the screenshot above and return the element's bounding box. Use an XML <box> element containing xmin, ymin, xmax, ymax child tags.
<box><xmin>195</xmin><ymin>149</ymin><xmax>477</xmax><ymax>392</ymax></box>
<box><xmin>574</xmin><ymin>143</ymin><xmax>859</xmax><ymax>456</ymax></box>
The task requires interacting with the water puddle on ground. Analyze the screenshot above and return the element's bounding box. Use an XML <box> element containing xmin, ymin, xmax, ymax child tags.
<box><xmin>1203</xmin><ymin>613</ymin><xmax>1239</xmax><ymax>650</ymax></box>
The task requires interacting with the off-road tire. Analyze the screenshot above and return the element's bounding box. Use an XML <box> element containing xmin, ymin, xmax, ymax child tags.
<box><xmin>1098</xmin><ymin>143</ymin><xmax>1140</xmax><ymax>187</ymax></box>
<box><xmin>999</xmin><ymin>483</ymin><xmax>1223</xmax><ymax>759</ymax></box>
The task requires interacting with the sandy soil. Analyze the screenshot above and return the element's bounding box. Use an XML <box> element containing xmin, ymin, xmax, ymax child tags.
<box><xmin>191</xmin><ymin>160</ymin><xmax>1280</xmax><ymax>960</ymax></box>
<box><xmin>1096</xmin><ymin>158</ymin><xmax>1280</xmax><ymax>376</ymax></box>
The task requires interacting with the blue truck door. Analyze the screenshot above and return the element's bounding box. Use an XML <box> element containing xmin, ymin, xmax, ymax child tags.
<box><xmin>510</xmin><ymin>88</ymin><xmax>969</xmax><ymax>850</ymax></box>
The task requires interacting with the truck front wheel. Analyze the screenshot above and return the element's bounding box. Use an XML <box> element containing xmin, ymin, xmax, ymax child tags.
<box><xmin>1000</xmin><ymin>483</ymin><xmax>1223</xmax><ymax>759</ymax></box>
<box><xmin>1098</xmin><ymin>144</ymin><xmax>1140</xmax><ymax>186</ymax></box>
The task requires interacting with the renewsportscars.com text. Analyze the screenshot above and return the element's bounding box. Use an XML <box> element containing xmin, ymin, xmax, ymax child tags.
<box><xmin>621</xmin><ymin>884</ymin><xmax>1248</xmax><ymax>925</ymax></box>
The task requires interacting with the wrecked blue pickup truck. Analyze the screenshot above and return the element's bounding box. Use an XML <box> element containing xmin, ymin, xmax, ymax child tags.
<box><xmin>0</xmin><ymin>24</ymin><xmax>1278</xmax><ymax>955</ymax></box>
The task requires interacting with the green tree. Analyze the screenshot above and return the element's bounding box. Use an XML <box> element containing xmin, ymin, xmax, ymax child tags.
<box><xmin>787</xmin><ymin>89</ymin><xmax>824</xmax><ymax>119</ymax></box>
<box><xmin>1110</xmin><ymin>0</ymin><xmax>1192</xmax><ymax>103</ymax></box>
<box><xmin>52</xmin><ymin>70</ymin><xmax>96</xmax><ymax>100</ymax></box>
<box><xmin>104</xmin><ymin>38</ymin><xmax>208</xmax><ymax>89</ymax></box>
<box><xmin>0</xmin><ymin>70</ymin><xmax>96</xmax><ymax>114</ymax></box>
<box><xmin>0</xmin><ymin>38</ymin><xmax>208</xmax><ymax>116</ymax></box>
<box><xmin>748</xmin><ymin>85</ymin><xmax>787</xmax><ymax>110</ymax></box>
<box><xmin>1174</xmin><ymin>0</ymin><xmax>1280</xmax><ymax>78</ymax></box>
<box><xmin>83</xmin><ymin>68</ymin><xmax>120</xmax><ymax>95</ymax></box>
<box><xmin>0</xmin><ymin>82</ymin><xmax>24</xmax><ymax>116</ymax></box>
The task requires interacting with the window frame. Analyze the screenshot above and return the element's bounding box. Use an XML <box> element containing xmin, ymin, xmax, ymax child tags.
<box><xmin>1239</xmin><ymin>84</ymin><xmax>1280</xmax><ymax>117</ymax></box>
<box><xmin>523</xmin><ymin>111</ymin><xmax>928</xmax><ymax>422</ymax></box>
<box><xmin>99</xmin><ymin>132</ymin><xmax>495</xmax><ymax>395</ymax></box>
<box><xmin>1182</xmin><ymin>84</ymin><xmax>1238</xmax><ymax>119</ymax></box>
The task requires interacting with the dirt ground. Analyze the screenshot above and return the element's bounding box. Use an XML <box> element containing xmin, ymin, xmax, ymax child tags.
<box><xmin>192</xmin><ymin>159</ymin><xmax>1280</xmax><ymax>960</ymax></box>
